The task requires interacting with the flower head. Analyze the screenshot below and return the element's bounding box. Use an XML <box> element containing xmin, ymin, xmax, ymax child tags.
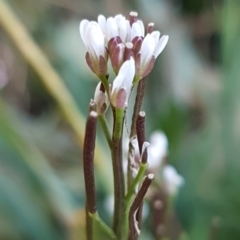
<box><xmin>111</xmin><ymin>57</ymin><xmax>135</xmax><ymax>109</ymax></box>
<box><xmin>98</xmin><ymin>12</ymin><xmax>146</xmax><ymax>74</ymax></box>
<box><xmin>80</xmin><ymin>12</ymin><xmax>169</xmax><ymax>82</ymax></box>
<box><xmin>79</xmin><ymin>20</ymin><xmax>108</xmax><ymax>76</ymax></box>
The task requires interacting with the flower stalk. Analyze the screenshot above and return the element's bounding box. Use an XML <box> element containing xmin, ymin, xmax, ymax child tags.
<box><xmin>79</xmin><ymin>11</ymin><xmax>169</xmax><ymax>240</ymax></box>
<box><xmin>98</xmin><ymin>114</ymin><xmax>112</xmax><ymax>148</ymax></box>
<box><xmin>128</xmin><ymin>174</ymin><xmax>154</xmax><ymax>240</ymax></box>
<box><xmin>111</xmin><ymin>108</ymin><xmax>125</xmax><ymax>239</ymax></box>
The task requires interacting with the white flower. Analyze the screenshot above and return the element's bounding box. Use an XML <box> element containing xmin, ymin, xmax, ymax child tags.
<box><xmin>162</xmin><ymin>165</ymin><xmax>184</xmax><ymax>195</ymax></box>
<box><xmin>136</xmin><ymin>32</ymin><xmax>169</xmax><ymax>79</ymax></box>
<box><xmin>98</xmin><ymin>13</ymin><xmax>145</xmax><ymax>44</ymax></box>
<box><xmin>130</xmin><ymin>20</ymin><xmax>145</xmax><ymax>41</ymax></box>
<box><xmin>79</xmin><ymin>12</ymin><xmax>169</xmax><ymax>80</ymax></box>
<box><xmin>79</xmin><ymin>20</ymin><xmax>107</xmax><ymax>75</ymax></box>
<box><xmin>111</xmin><ymin>57</ymin><xmax>135</xmax><ymax>109</ymax></box>
<box><xmin>93</xmin><ymin>82</ymin><xmax>109</xmax><ymax>114</ymax></box>
<box><xmin>98</xmin><ymin>14</ymin><xmax>130</xmax><ymax>43</ymax></box>
<box><xmin>148</xmin><ymin>131</ymin><xmax>168</xmax><ymax>169</ymax></box>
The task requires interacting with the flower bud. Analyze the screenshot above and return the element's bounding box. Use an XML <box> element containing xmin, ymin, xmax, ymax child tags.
<box><xmin>79</xmin><ymin>20</ymin><xmax>108</xmax><ymax>76</ymax></box>
<box><xmin>93</xmin><ymin>82</ymin><xmax>109</xmax><ymax>115</ymax></box>
<box><xmin>111</xmin><ymin>57</ymin><xmax>135</xmax><ymax>109</ymax></box>
<box><xmin>135</xmin><ymin>32</ymin><xmax>169</xmax><ymax>80</ymax></box>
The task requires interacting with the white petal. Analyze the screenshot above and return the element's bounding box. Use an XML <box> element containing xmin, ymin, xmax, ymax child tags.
<box><xmin>148</xmin><ymin>131</ymin><xmax>168</xmax><ymax>169</ymax></box>
<box><xmin>79</xmin><ymin>19</ymin><xmax>89</xmax><ymax>46</ymax></box>
<box><xmin>112</xmin><ymin>57</ymin><xmax>135</xmax><ymax>94</ymax></box>
<box><xmin>150</xmin><ymin>131</ymin><xmax>168</xmax><ymax>155</ymax></box>
<box><xmin>94</xmin><ymin>82</ymin><xmax>109</xmax><ymax>113</ymax></box>
<box><xmin>114</xmin><ymin>14</ymin><xmax>124</xmax><ymax>25</ymax></box>
<box><xmin>131</xmin><ymin>22</ymin><xmax>143</xmax><ymax>40</ymax></box>
<box><xmin>118</xmin><ymin>17</ymin><xmax>128</xmax><ymax>43</ymax></box>
<box><xmin>154</xmin><ymin>35</ymin><xmax>169</xmax><ymax>58</ymax></box>
<box><xmin>85</xmin><ymin>23</ymin><xmax>105</xmax><ymax>58</ymax></box>
<box><xmin>106</xmin><ymin>17</ymin><xmax>118</xmax><ymax>40</ymax></box>
<box><xmin>163</xmin><ymin>165</ymin><xmax>184</xmax><ymax>194</ymax></box>
<box><xmin>126</xmin><ymin>20</ymin><xmax>132</xmax><ymax>42</ymax></box>
<box><xmin>98</xmin><ymin>15</ymin><xmax>107</xmax><ymax>35</ymax></box>
<box><xmin>139</xmin><ymin>34</ymin><xmax>156</xmax><ymax>66</ymax></box>
<box><xmin>151</xmin><ymin>31</ymin><xmax>160</xmax><ymax>45</ymax></box>
<box><xmin>141</xmin><ymin>142</ymin><xmax>150</xmax><ymax>160</ymax></box>
<box><xmin>137</xmin><ymin>20</ymin><xmax>145</xmax><ymax>36</ymax></box>
<box><xmin>130</xmin><ymin>135</ymin><xmax>139</xmax><ymax>151</ymax></box>
<box><xmin>94</xmin><ymin>82</ymin><xmax>103</xmax><ymax>101</ymax></box>
<box><xmin>120</xmin><ymin>57</ymin><xmax>135</xmax><ymax>94</ymax></box>
<box><xmin>117</xmin><ymin>43</ymin><xmax>125</xmax><ymax>63</ymax></box>
<box><xmin>91</xmin><ymin>32</ymin><xmax>105</xmax><ymax>57</ymax></box>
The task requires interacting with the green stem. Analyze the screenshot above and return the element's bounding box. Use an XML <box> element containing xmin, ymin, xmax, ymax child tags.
<box><xmin>98</xmin><ymin>114</ymin><xmax>112</xmax><ymax>149</ymax></box>
<box><xmin>99</xmin><ymin>75</ymin><xmax>110</xmax><ymax>98</ymax></box>
<box><xmin>111</xmin><ymin>108</ymin><xmax>125</xmax><ymax>239</ymax></box>
<box><xmin>85</xmin><ymin>205</ymin><xmax>93</xmax><ymax>240</ymax></box>
<box><xmin>122</xmin><ymin>163</ymin><xmax>148</xmax><ymax>239</ymax></box>
<box><xmin>125</xmin><ymin>163</ymin><xmax>148</xmax><ymax>204</ymax></box>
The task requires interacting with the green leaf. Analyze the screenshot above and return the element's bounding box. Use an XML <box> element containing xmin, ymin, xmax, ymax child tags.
<box><xmin>91</xmin><ymin>212</ymin><xmax>116</xmax><ymax>240</ymax></box>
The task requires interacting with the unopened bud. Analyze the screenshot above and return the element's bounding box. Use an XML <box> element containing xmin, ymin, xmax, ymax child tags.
<box><xmin>94</xmin><ymin>82</ymin><xmax>109</xmax><ymax>114</ymax></box>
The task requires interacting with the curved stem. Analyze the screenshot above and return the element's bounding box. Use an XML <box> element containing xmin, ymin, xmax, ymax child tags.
<box><xmin>125</xmin><ymin>163</ymin><xmax>148</xmax><ymax>204</ymax></box>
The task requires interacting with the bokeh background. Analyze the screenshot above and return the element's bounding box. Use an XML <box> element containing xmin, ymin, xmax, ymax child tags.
<box><xmin>0</xmin><ymin>0</ymin><xmax>240</xmax><ymax>239</ymax></box>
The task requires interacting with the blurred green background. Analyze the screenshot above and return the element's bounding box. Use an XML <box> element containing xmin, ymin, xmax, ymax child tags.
<box><xmin>0</xmin><ymin>0</ymin><xmax>240</xmax><ymax>239</ymax></box>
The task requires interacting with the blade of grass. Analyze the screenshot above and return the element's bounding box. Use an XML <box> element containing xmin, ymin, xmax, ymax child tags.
<box><xmin>0</xmin><ymin>0</ymin><xmax>108</xmax><ymax>180</ymax></box>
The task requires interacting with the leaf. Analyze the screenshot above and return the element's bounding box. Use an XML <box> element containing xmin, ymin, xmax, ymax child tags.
<box><xmin>91</xmin><ymin>213</ymin><xmax>117</xmax><ymax>240</ymax></box>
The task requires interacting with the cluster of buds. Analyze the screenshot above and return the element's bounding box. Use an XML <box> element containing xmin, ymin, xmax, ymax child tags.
<box><xmin>80</xmin><ymin>11</ymin><xmax>169</xmax><ymax>111</ymax></box>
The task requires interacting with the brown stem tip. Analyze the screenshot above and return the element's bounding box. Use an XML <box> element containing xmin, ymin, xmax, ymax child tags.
<box><xmin>136</xmin><ymin>111</ymin><xmax>148</xmax><ymax>164</ymax></box>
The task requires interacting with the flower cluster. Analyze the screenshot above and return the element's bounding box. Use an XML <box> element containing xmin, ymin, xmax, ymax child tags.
<box><xmin>81</xmin><ymin>12</ymin><xmax>177</xmax><ymax>240</ymax></box>
<box><xmin>80</xmin><ymin>12</ymin><xmax>169</xmax><ymax>110</ymax></box>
